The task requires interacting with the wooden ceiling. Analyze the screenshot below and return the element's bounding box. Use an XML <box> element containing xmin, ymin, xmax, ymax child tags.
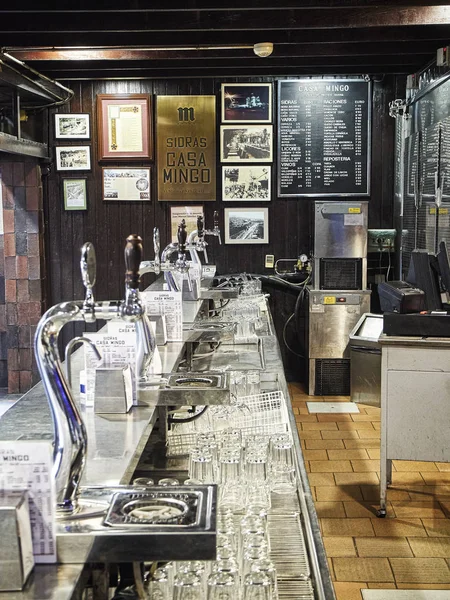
<box><xmin>1</xmin><ymin>1</ymin><xmax>450</xmax><ymax>80</ymax></box>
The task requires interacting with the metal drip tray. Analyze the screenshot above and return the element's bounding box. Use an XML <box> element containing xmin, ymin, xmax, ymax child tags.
<box><xmin>183</xmin><ymin>321</ymin><xmax>235</xmax><ymax>344</ymax></box>
<box><xmin>104</xmin><ymin>489</ymin><xmax>201</xmax><ymax>528</ymax></box>
<box><xmin>139</xmin><ymin>372</ymin><xmax>231</xmax><ymax>406</ymax></box>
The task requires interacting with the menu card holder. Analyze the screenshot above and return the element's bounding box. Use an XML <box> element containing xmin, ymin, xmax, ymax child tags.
<box><xmin>94</xmin><ymin>365</ymin><xmax>133</xmax><ymax>414</ymax></box>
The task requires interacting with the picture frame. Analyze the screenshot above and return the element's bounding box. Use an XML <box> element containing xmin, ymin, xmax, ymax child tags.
<box><xmin>55</xmin><ymin>113</ymin><xmax>90</xmax><ymax>139</ymax></box>
<box><xmin>221</xmin><ymin>83</ymin><xmax>272</xmax><ymax>123</ymax></box>
<box><xmin>170</xmin><ymin>206</ymin><xmax>204</xmax><ymax>243</ymax></box>
<box><xmin>224</xmin><ymin>207</ymin><xmax>269</xmax><ymax>244</ymax></box>
<box><xmin>97</xmin><ymin>93</ymin><xmax>152</xmax><ymax>161</ymax></box>
<box><xmin>102</xmin><ymin>167</ymin><xmax>151</xmax><ymax>201</ymax></box>
<box><xmin>63</xmin><ymin>178</ymin><xmax>87</xmax><ymax>211</ymax></box>
<box><xmin>220</xmin><ymin>125</ymin><xmax>273</xmax><ymax>163</ymax></box>
<box><xmin>222</xmin><ymin>166</ymin><xmax>271</xmax><ymax>201</ymax></box>
<box><xmin>56</xmin><ymin>146</ymin><xmax>91</xmax><ymax>171</ymax></box>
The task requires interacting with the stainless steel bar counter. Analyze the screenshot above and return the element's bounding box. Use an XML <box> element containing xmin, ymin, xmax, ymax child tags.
<box><xmin>0</xmin><ymin>286</ymin><xmax>335</xmax><ymax>599</ymax></box>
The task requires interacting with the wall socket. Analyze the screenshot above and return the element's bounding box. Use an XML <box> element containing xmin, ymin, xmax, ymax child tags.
<box><xmin>265</xmin><ymin>254</ymin><xmax>275</xmax><ymax>268</ymax></box>
<box><xmin>368</xmin><ymin>229</ymin><xmax>396</xmax><ymax>252</ymax></box>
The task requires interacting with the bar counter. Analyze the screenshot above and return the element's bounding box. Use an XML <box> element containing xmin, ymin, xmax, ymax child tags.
<box><xmin>0</xmin><ymin>287</ymin><xmax>335</xmax><ymax>599</ymax></box>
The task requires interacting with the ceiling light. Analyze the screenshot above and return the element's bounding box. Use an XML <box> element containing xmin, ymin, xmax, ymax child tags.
<box><xmin>253</xmin><ymin>42</ymin><xmax>274</xmax><ymax>58</ymax></box>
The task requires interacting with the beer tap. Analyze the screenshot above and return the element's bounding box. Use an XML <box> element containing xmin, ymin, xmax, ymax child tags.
<box><xmin>204</xmin><ymin>211</ymin><xmax>222</xmax><ymax>246</ymax></box>
<box><xmin>140</xmin><ymin>227</ymin><xmax>163</xmax><ymax>277</ymax></box>
<box><xmin>161</xmin><ymin>220</ymin><xmax>194</xmax><ymax>292</ymax></box>
<box><xmin>187</xmin><ymin>215</ymin><xmax>208</xmax><ymax>264</ymax></box>
<box><xmin>176</xmin><ymin>219</ymin><xmax>192</xmax><ymax>292</ymax></box>
<box><xmin>34</xmin><ymin>235</ymin><xmax>155</xmax><ymax>515</ymax></box>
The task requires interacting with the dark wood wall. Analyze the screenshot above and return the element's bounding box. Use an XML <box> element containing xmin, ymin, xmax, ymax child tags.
<box><xmin>44</xmin><ymin>75</ymin><xmax>404</xmax><ymax>379</ymax></box>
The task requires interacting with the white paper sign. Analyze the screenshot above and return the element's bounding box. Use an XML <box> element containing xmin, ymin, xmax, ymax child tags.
<box><xmin>344</xmin><ymin>213</ymin><xmax>363</xmax><ymax>226</ymax></box>
<box><xmin>0</xmin><ymin>441</ymin><xmax>56</xmax><ymax>563</ymax></box>
<box><xmin>141</xmin><ymin>291</ymin><xmax>183</xmax><ymax>341</ymax></box>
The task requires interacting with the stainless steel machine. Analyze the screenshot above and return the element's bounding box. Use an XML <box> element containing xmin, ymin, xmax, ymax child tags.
<box><xmin>304</xmin><ymin>201</ymin><xmax>370</xmax><ymax>395</ymax></box>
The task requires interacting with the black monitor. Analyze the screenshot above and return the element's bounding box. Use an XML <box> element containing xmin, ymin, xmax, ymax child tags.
<box><xmin>437</xmin><ymin>241</ymin><xmax>450</xmax><ymax>306</ymax></box>
<box><xmin>406</xmin><ymin>249</ymin><xmax>442</xmax><ymax>310</ymax></box>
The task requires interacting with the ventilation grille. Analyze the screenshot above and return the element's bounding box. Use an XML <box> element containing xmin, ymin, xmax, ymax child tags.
<box><xmin>315</xmin><ymin>359</ymin><xmax>350</xmax><ymax>396</ymax></box>
<box><xmin>319</xmin><ymin>259</ymin><xmax>362</xmax><ymax>290</ymax></box>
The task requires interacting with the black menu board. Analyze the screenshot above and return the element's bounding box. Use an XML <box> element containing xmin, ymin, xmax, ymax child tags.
<box><xmin>278</xmin><ymin>79</ymin><xmax>370</xmax><ymax>197</ymax></box>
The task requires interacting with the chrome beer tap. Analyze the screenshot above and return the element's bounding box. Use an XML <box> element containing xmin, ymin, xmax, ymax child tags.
<box><xmin>204</xmin><ymin>210</ymin><xmax>222</xmax><ymax>246</ymax></box>
<box><xmin>140</xmin><ymin>227</ymin><xmax>163</xmax><ymax>277</ymax></box>
<box><xmin>34</xmin><ymin>235</ymin><xmax>155</xmax><ymax>515</ymax></box>
<box><xmin>161</xmin><ymin>219</ymin><xmax>192</xmax><ymax>292</ymax></box>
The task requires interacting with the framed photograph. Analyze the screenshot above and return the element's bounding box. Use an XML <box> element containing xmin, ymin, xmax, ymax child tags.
<box><xmin>63</xmin><ymin>178</ymin><xmax>87</xmax><ymax>211</ymax></box>
<box><xmin>224</xmin><ymin>207</ymin><xmax>269</xmax><ymax>244</ymax></box>
<box><xmin>221</xmin><ymin>83</ymin><xmax>272</xmax><ymax>122</ymax></box>
<box><xmin>97</xmin><ymin>94</ymin><xmax>152</xmax><ymax>161</ymax></box>
<box><xmin>55</xmin><ymin>113</ymin><xmax>90</xmax><ymax>139</ymax></box>
<box><xmin>102</xmin><ymin>167</ymin><xmax>151</xmax><ymax>201</ymax></box>
<box><xmin>56</xmin><ymin>146</ymin><xmax>91</xmax><ymax>171</ymax></box>
<box><xmin>222</xmin><ymin>166</ymin><xmax>271</xmax><ymax>201</ymax></box>
<box><xmin>220</xmin><ymin>125</ymin><xmax>273</xmax><ymax>162</ymax></box>
<box><xmin>170</xmin><ymin>206</ymin><xmax>204</xmax><ymax>243</ymax></box>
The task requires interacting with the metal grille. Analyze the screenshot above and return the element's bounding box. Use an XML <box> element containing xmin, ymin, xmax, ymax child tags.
<box><xmin>319</xmin><ymin>258</ymin><xmax>362</xmax><ymax>290</ymax></box>
<box><xmin>315</xmin><ymin>359</ymin><xmax>350</xmax><ymax>395</ymax></box>
<box><xmin>402</xmin><ymin>133</ymin><xmax>419</xmax><ymax>276</ymax></box>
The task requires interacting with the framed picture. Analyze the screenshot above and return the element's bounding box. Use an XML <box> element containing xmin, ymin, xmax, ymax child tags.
<box><xmin>56</xmin><ymin>146</ymin><xmax>91</xmax><ymax>171</ymax></box>
<box><xmin>55</xmin><ymin>113</ymin><xmax>90</xmax><ymax>139</ymax></box>
<box><xmin>97</xmin><ymin>94</ymin><xmax>152</xmax><ymax>161</ymax></box>
<box><xmin>224</xmin><ymin>207</ymin><xmax>269</xmax><ymax>244</ymax></box>
<box><xmin>102</xmin><ymin>167</ymin><xmax>151</xmax><ymax>201</ymax></box>
<box><xmin>170</xmin><ymin>206</ymin><xmax>204</xmax><ymax>243</ymax></box>
<box><xmin>220</xmin><ymin>125</ymin><xmax>273</xmax><ymax>162</ymax></box>
<box><xmin>222</xmin><ymin>166</ymin><xmax>271</xmax><ymax>201</ymax></box>
<box><xmin>63</xmin><ymin>178</ymin><xmax>87</xmax><ymax>210</ymax></box>
<box><xmin>221</xmin><ymin>83</ymin><xmax>272</xmax><ymax>123</ymax></box>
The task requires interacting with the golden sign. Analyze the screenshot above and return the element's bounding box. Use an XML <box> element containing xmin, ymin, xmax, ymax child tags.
<box><xmin>157</xmin><ymin>96</ymin><xmax>216</xmax><ymax>201</ymax></box>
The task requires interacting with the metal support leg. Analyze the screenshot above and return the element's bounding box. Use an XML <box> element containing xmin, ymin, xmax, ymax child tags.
<box><xmin>91</xmin><ymin>564</ymin><xmax>110</xmax><ymax>600</ymax></box>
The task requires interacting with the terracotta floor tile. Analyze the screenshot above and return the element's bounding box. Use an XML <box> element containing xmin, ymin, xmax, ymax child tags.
<box><xmin>422</xmin><ymin>519</ymin><xmax>450</xmax><ymax>537</ymax></box>
<box><xmin>393</xmin><ymin>460</ymin><xmax>438</xmax><ymax>472</ymax></box>
<box><xmin>355</xmin><ymin>536</ymin><xmax>413</xmax><ymax>557</ymax></box>
<box><xmin>310</xmin><ymin>460</ymin><xmax>353</xmax><ymax>473</ymax></box>
<box><xmin>398</xmin><ymin>583</ymin><xmax>450</xmax><ymax>589</ymax></box>
<box><xmin>303</xmin><ymin>449</ymin><xmax>328</xmax><ymax>461</ymax></box>
<box><xmin>344</xmin><ymin>438</ymin><xmax>381</xmax><ymax>449</ymax></box>
<box><xmin>338</xmin><ymin>422</ymin><xmax>376</xmax><ymax>430</ymax></box>
<box><xmin>422</xmin><ymin>472</ymin><xmax>450</xmax><ymax>485</ymax></box>
<box><xmin>302</xmin><ymin>422</ymin><xmax>339</xmax><ymax>431</ymax></box>
<box><xmin>305</xmin><ymin>439</ymin><xmax>345</xmax><ymax>450</ymax></box>
<box><xmin>321</xmin><ymin>518</ymin><xmax>375</xmax><ymax>537</ymax></box>
<box><xmin>322</xmin><ymin>430</ymin><xmax>361</xmax><ymax>439</ymax></box>
<box><xmin>297</xmin><ymin>429</ymin><xmax>323</xmax><ymax>440</ymax></box>
<box><xmin>344</xmin><ymin>501</ymin><xmax>395</xmax><ymax>519</ymax></box>
<box><xmin>438</xmin><ymin>501</ymin><xmax>450</xmax><ymax>517</ymax></box>
<box><xmin>360</xmin><ymin>406</ymin><xmax>381</xmax><ymax>414</ymax></box>
<box><xmin>323</xmin><ymin>396</ymin><xmax>351</xmax><ymax>402</ymax></box>
<box><xmin>436</xmin><ymin>462</ymin><xmax>450</xmax><ymax>472</ymax></box>
<box><xmin>408</xmin><ymin>537</ymin><xmax>450</xmax><ymax>557</ymax></box>
<box><xmin>390</xmin><ymin>501</ymin><xmax>446</xmax><ymax>519</ymax></box>
<box><xmin>351</xmin><ymin>413</ymin><xmax>380</xmax><ymax>422</ymax></box>
<box><xmin>333</xmin><ymin>582</ymin><xmax>367</xmax><ymax>600</ymax></box>
<box><xmin>294</xmin><ymin>413</ymin><xmax>318</xmax><ymax>422</ymax></box>
<box><xmin>308</xmin><ymin>473</ymin><xmax>336</xmax><ymax>486</ymax></box>
<box><xmin>328</xmin><ymin>449</ymin><xmax>369</xmax><ymax>460</ymax></box>
<box><xmin>316</xmin><ymin>485</ymin><xmax>364</xmax><ymax>502</ymax></box>
<box><xmin>360</xmin><ymin>485</ymin><xmax>410</xmax><ymax>502</ymax></box>
<box><xmin>333</xmin><ymin>557</ymin><xmax>394</xmax><ymax>582</ymax></box>
<box><xmin>324</xmin><ymin>536</ymin><xmax>356</xmax><ymax>557</ymax></box>
<box><xmin>367</xmin><ymin>449</ymin><xmax>381</xmax><ymax>460</ymax></box>
<box><xmin>315</xmin><ymin>501</ymin><xmax>346</xmax><ymax>518</ymax></box>
<box><xmin>367</xmin><ymin>582</ymin><xmax>396</xmax><ymax>588</ymax></box>
<box><xmin>352</xmin><ymin>460</ymin><xmax>381</xmax><ymax>472</ymax></box>
<box><xmin>372</xmin><ymin>422</ymin><xmax>381</xmax><ymax>430</ymax></box>
<box><xmin>390</xmin><ymin>472</ymin><xmax>426</xmax><ymax>486</ymax></box>
<box><xmin>327</xmin><ymin>557</ymin><xmax>336</xmax><ymax>581</ymax></box>
<box><xmin>335</xmin><ymin>472</ymin><xmax>379</xmax><ymax>486</ymax></box>
<box><xmin>317</xmin><ymin>413</ymin><xmax>353</xmax><ymax>422</ymax></box>
<box><xmin>407</xmin><ymin>487</ymin><xmax>450</xmax><ymax>502</ymax></box>
<box><xmin>389</xmin><ymin>557</ymin><xmax>450</xmax><ymax>583</ymax></box>
<box><xmin>358</xmin><ymin>429</ymin><xmax>381</xmax><ymax>439</ymax></box>
<box><xmin>371</xmin><ymin>518</ymin><xmax>427</xmax><ymax>537</ymax></box>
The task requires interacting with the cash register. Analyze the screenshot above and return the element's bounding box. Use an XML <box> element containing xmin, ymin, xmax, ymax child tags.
<box><xmin>380</xmin><ymin>241</ymin><xmax>450</xmax><ymax>337</ymax></box>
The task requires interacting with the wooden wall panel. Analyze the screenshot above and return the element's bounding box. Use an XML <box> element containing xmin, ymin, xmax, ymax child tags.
<box><xmin>45</xmin><ymin>75</ymin><xmax>401</xmax><ymax>378</ymax></box>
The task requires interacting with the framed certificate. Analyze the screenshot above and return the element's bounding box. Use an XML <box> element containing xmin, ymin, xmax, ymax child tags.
<box><xmin>102</xmin><ymin>167</ymin><xmax>151</xmax><ymax>201</ymax></box>
<box><xmin>97</xmin><ymin>94</ymin><xmax>152</xmax><ymax>161</ymax></box>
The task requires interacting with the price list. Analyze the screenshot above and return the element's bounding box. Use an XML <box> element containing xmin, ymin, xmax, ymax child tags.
<box><xmin>278</xmin><ymin>79</ymin><xmax>370</xmax><ymax>196</ymax></box>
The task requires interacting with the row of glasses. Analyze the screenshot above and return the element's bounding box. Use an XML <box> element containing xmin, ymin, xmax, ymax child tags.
<box><xmin>230</xmin><ymin>370</ymin><xmax>261</xmax><ymax>399</ymax></box>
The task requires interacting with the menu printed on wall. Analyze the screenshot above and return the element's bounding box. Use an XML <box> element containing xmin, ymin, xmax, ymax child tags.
<box><xmin>278</xmin><ymin>79</ymin><xmax>370</xmax><ymax>197</ymax></box>
<box><xmin>0</xmin><ymin>441</ymin><xmax>56</xmax><ymax>563</ymax></box>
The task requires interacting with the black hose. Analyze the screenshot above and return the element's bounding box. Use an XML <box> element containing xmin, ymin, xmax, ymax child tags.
<box><xmin>168</xmin><ymin>405</ymin><xmax>208</xmax><ymax>425</ymax></box>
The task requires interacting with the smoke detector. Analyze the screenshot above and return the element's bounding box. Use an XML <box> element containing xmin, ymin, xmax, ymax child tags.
<box><xmin>253</xmin><ymin>42</ymin><xmax>274</xmax><ymax>58</ymax></box>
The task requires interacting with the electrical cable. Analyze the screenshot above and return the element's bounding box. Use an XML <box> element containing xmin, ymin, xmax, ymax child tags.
<box><xmin>282</xmin><ymin>274</ymin><xmax>310</xmax><ymax>358</ymax></box>
<box><xmin>282</xmin><ymin>313</ymin><xmax>304</xmax><ymax>357</ymax></box>
<box><xmin>386</xmin><ymin>250</ymin><xmax>392</xmax><ymax>281</ymax></box>
<box><xmin>168</xmin><ymin>405</ymin><xmax>208</xmax><ymax>425</ymax></box>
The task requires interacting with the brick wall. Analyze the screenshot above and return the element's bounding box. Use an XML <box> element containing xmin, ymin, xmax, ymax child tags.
<box><xmin>0</xmin><ymin>157</ymin><xmax>45</xmax><ymax>393</ymax></box>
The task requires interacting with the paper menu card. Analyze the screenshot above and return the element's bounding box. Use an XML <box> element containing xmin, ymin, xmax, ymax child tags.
<box><xmin>140</xmin><ymin>291</ymin><xmax>183</xmax><ymax>341</ymax></box>
<box><xmin>0</xmin><ymin>441</ymin><xmax>56</xmax><ymax>563</ymax></box>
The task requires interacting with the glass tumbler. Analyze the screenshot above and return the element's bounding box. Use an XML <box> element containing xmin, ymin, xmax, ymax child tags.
<box><xmin>189</xmin><ymin>447</ymin><xmax>215</xmax><ymax>484</ymax></box>
<box><xmin>243</xmin><ymin>570</ymin><xmax>273</xmax><ymax>599</ymax></box>
<box><xmin>206</xmin><ymin>570</ymin><xmax>239</xmax><ymax>600</ymax></box>
<box><xmin>251</xmin><ymin>558</ymin><xmax>278</xmax><ymax>599</ymax></box>
<box><xmin>148</xmin><ymin>567</ymin><xmax>170</xmax><ymax>600</ymax></box>
<box><xmin>269</xmin><ymin>434</ymin><xmax>296</xmax><ymax>494</ymax></box>
<box><xmin>246</xmin><ymin>370</ymin><xmax>261</xmax><ymax>396</ymax></box>
<box><xmin>173</xmin><ymin>571</ymin><xmax>203</xmax><ymax>600</ymax></box>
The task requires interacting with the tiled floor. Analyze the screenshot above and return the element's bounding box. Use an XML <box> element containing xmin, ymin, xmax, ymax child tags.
<box><xmin>289</xmin><ymin>382</ymin><xmax>450</xmax><ymax>600</ymax></box>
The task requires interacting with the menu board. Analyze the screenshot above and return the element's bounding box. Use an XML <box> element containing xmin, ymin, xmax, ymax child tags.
<box><xmin>278</xmin><ymin>79</ymin><xmax>371</xmax><ymax>197</ymax></box>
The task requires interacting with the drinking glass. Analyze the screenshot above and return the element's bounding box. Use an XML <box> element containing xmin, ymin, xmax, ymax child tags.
<box><xmin>245</xmin><ymin>452</ymin><xmax>268</xmax><ymax>483</ymax></box>
<box><xmin>230</xmin><ymin>371</ymin><xmax>247</xmax><ymax>399</ymax></box>
<box><xmin>133</xmin><ymin>477</ymin><xmax>154</xmax><ymax>487</ymax></box>
<box><xmin>173</xmin><ymin>571</ymin><xmax>203</xmax><ymax>600</ymax></box>
<box><xmin>158</xmin><ymin>477</ymin><xmax>180</xmax><ymax>486</ymax></box>
<box><xmin>246</xmin><ymin>370</ymin><xmax>261</xmax><ymax>396</ymax></box>
<box><xmin>269</xmin><ymin>433</ymin><xmax>296</xmax><ymax>494</ymax></box>
<box><xmin>189</xmin><ymin>447</ymin><xmax>215</xmax><ymax>484</ymax></box>
<box><xmin>245</xmin><ymin>483</ymin><xmax>271</xmax><ymax>510</ymax></box>
<box><xmin>148</xmin><ymin>567</ymin><xmax>170</xmax><ymax>600</ymax></box>
<box><xmin>243</xmin><ymin>570</ymin><xmax>273</xmax><ymax>599</ymax></box>
<box><xmin>250</xmin><ymin>558</ymin><xmax>278</xmax><ymax>599</ymax></box>
<box><xmin>206</xmin><ymin>570</ymin><xmax>239</xmax><ymax>600</ymax></box>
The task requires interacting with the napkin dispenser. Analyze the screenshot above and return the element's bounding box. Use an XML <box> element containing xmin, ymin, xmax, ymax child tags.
<box><xmin>0</xmin><ymin>492</ymin><xmax>34</xmax><ymax>591</ymax></box>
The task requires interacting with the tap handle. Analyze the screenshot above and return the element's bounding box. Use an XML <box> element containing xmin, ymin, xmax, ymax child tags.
<box><xmin>80</xmin><ymin>242</ymin><xmax>96</xmax><ymax>292</ymax></box>
<box><xmin>213</xmin><ymin>211</ymin><xmax>219</xmax><ymax>230</ymax></box>
<box><xmin>197</xmin><ymin>215</ymin><xmax>204</xmax><ymax>239</ymax></box>
<box><xmin>153</xmin><ymin>227</ymin><xmax>161</xmax><ymax>274</ymax></box>
<box><xmin>125</xmin><ymin>234</ymin><xmax>143</xmax><ymax>290</ymax></box>
<box><xmin>177</xmin><ymin>219</ymin><xmax>187</xmax><ymax>253</ymax></box>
